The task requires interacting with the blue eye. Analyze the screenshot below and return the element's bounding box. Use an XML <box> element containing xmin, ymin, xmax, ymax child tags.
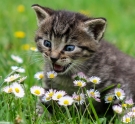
<box><xmin>44</xmin><ymin>40</ymin><xmax>51</xmax><ymax>48</ymax></box>
<box><xmin>64</xmin><ymin>45</ymin><xmax>75</xmax><ymax>51</ymax></box>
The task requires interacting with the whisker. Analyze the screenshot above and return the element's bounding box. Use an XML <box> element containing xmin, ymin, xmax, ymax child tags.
<box><xmin>70</xmin><ymin>60</ymin><xmax>89</xmax><ymax>74</ymax></box>
<box><xmin>28</xmin><ymin>58</ymin><xmax>44</xmax><ymax>65</ymax></box>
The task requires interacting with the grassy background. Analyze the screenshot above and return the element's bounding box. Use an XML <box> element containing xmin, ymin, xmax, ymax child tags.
<box><xmin>0</xmin><ymin>0</ymin><xmax>135</xmax><ymax>123</ymax></box>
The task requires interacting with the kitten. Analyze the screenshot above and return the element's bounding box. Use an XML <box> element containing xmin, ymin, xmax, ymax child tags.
<box><xmin>32</xmin><ymin>4</ymin><xmax>135</xmax><ymax>110</ymax></box>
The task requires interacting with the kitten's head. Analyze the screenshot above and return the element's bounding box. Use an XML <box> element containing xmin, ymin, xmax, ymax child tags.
<box><xmin>32</xmin><ymin>4</ymin><xmax>106</xmax><ymax>74</ymax></box>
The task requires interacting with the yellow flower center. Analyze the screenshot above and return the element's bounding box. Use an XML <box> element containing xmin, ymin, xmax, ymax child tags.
<box><xmin>125</xmin><ymin>118</ymin><xmax>131</xmax><ymax>123</ymax></box>
<box><xmin>57</xmin><ymin>94</ymin><xmax>62</xmax><ymax>99</ymax></box>
<box><xmin>77</xmin><ymin>82</ymin><xmax>82</xmax><ymax>87</ymax></box>
<box><xmin>133</xmin><ymin>109</ymin><xmax>135</xmax><ymax>112</ymax></box>
<box><xmin>30</xmin><ymin>47</ymin><xmax>37</xmax><ymax>51</ymax></box>
<box><xmin>122</xmin><ymin>104</ymin><xmax>127</xmax><ymax>108</ymax></box>
<box><xmin>34</xmin><ymin>90</ymin><xmax>40</xmax><ymax>95</ymax></box>
<box><xmin>48</xmin><ymin>92</ymin><xmax>54</xmax><ymax>97</ymax></box>
<box><xmin>49</xmin><ymin>74</ymin><xmax>55</xmax><ymax>78</ymax></box>
<box><xmin>90</xmin><ymin>92</ymin><xmax>95</xmax><ymax>97</ymax></box>
<box><xmin>10</xmin><ymin>76</ymin><xmax>15</xmax><ymax>81</ymax></box>
<box><xmin>46</xmin><ymin>97</ymin><xmax>51</xmax><ymax>100</ymax></box>
<box><xmin>64</xmin><ymin>100</ymin><xmax>69</xmax><ymax>105</ymax></box>
<box><xmin>75</xmin><ymin>96</ymin><xmax>81</xmax><ymax>101</ymax></box>
<box><xmin>92</xmin><ymin>79</ymin><xmax>98</xmax><ymax>84</ymax></box>
<box><xmin>116</xmin><ymin>92</ymin><xmax>121</xmax><ymax>97</ymax></box>
<box><xmin>115</xmin><ymin>110</ymin><xmax>120</xmax><ymax>113</ymax></box>
<box><xmin>15</xmin><ymin>88</ymin><xmax>20</xmax><ymax>93</ymax></box>
<box><xmin>39</xmin><ymin>74</ymin><xmax>44</xmax><ymax>79</ymax></box>
<box><xmin>107</xmin><ymin>96</ymin><xmax>113</xmax><ymax>102</ymax></box>
<box><xmin>8</xmin><ymin>88</ymin><xmax>12</xmax><ymax>93</ymax></box>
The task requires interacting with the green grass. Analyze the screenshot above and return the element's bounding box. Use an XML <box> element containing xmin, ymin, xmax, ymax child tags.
<box><xmin>0</xmin><ymin>0</ymin><xmax>135</xmax><ymax>123</ymax></box>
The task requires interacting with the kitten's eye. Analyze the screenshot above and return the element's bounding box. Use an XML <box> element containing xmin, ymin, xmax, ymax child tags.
<box><xmin>64</xmin><ymin>45</ymin><xmax>75</xmax><ymax>51</ymax></box>
<box><xmin>44</xmin><ymin>40</ymin><xmax>51</xmax><ymax>48</ymax></box>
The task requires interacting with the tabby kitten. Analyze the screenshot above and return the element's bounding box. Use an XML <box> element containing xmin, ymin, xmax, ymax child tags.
<box><xmin>32</xmin><ymin>4</ymin><xmax>135</xmax><ymax>105</ymax></box>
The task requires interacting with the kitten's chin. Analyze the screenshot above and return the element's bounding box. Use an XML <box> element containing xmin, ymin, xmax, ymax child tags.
<box><xmin>53</xmin><ymin>63</ymin><xmax>71</xmax><ymax>73</ymax></box>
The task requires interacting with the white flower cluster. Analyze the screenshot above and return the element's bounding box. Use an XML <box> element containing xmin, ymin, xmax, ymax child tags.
<box><xmin>3</xmin><ymin>55</ymin><xmax>27</xmax><ymax>98</ymax></box>
<box><xmin>104</xmin><ymin>87</ymin><xmax>135</xmax><ymax>123</ymax></box>
<box><xmin>35</xmin><ymin>72</ymin><xmax>102</xmax><ymax>106</ymax></box>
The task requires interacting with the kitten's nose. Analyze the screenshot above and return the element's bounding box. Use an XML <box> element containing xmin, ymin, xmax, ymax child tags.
<box><xmin>50</xmin><ymin>57</ymin><xmax>58</xmax><ymax>63</ymax></box>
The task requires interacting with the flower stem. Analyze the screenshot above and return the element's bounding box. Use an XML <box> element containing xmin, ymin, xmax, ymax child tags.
<box><xmin>65</xmin><ymin>106</ymin><xmax>73</xmax><ymax>123</ymax></box>
<box><xmin>103</xmin><ymin>102</ymin><xmax>112</xmax><ymax>117</ymax></box>
<box><xmin>89</xmin><ymin>98</ymin><xmax>100</xmax><ymax>124</ymax></box>
<box><xmin>73</xmin><ymin>103</ymin><xmax>80</xmax><ymax>121</ymax></box>
<box><xmin>109</xmin><ymin>113</ymin><xmax>116</xmax><ymax>124</ymax></box>
<box><xmin>34</xmin><ymin>96</ymin><xmax>37</xmax><ymax>122</ymax></box>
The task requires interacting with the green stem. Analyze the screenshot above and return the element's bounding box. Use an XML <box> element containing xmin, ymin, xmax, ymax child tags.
<box><xmin>109</xmin><ymin>113</ymin><xmax>116</xmax><ymax>124</ymax></box>
<box><xmin>65</xmin><ymin>106</ymin><xmax>73</xmax><ymax>123</ymax></box>
<box><xmin>81</xmin><ymin>103</ymin><xmax>95</xmax><ymax>123</ymax></box>
<box><xmin>18</xmin><ymin>99</ymin><xmax>22</xmax><ymax>115</ymax></box>
<box><xmin>51</xmin><ymin>100</ymin><xmax>57</xmax><ymax>121</ymax></box>
<box><xmin>88</xmin><ymin>98</ymin><xmax>100</xmax><ymax>124</ymax></box>
<box><xmin>73</xmin><ymin>103</ymin><xmax>80</xmax><ymax>121</ymax></box>
<box><xmin>101</xmin><ymin>84</ymin><xmax>115</xmax><ymax>93</ymax></box>
<box><xmin>103</xmin><ymin>102</ymin><xmax>112</xmax><ymax>117</ymax></box>
<box><xmin>77</xmin><ymin>87</ymin><xmax>81</xmax><ymax>94</ymax></box>
<box><xmin>29</xmin><ymin>94</ymin><xmax>33</xmax><ymax>123</ymax></box>
<box><xmin>34</xmin><ymin>96</ymin><xmax>37</xmax><ymax>122</ymax></box>
<box><xmin>94</xmin><ymin>84</ymin><xmax>95</xmax><ymax>90</ymax></box>
<box><xmin>85</xmin><ymin>88</ymin><xmax>99</xmax><ymax>124</ymax></box>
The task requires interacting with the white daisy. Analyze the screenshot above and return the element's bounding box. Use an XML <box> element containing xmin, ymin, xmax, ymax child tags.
<box><xmin>125</xmin><ymin>98</ymin><xmax>134</xmax><ymax>106</ymax></box>
<box><xmin>72</xmin><ymin>72</ymin><xmax>88</xmax><ymax>82</ymax></box>
<box><xmin>30</xmin><ymin>86</ymin><xmax>45</xmax><ymax>96</ymax></box>
<box><xmin>47</xmin><ymin>71</ymin><xmax>57</xmax><ymax>79</ymax></box>
<box><xmin>132</xmin><ymin>107</ymin><xmax>135</xmax><ymax>112</ymax></box>
<box><xmin>4</xmin><ymin>74</ymin><xmax>20</xmax><ymax>83</ymax></box>
<box><xmin>86</xmin><ymin>89</ymin><xmax>100</xmax><ymax>99</ymax></box>
<box><xmin>18</xmin><ymin>76</ymin><xmax>27</xmax><ymax>83</ymax></box>
<box><xmin>127</xmin><ymin>112</ymin><xmax>135</xmax><ymax>118</ymax></box>
<box><xmin>30</xmin><ymin>47</ymin><xmax>38</xmax><ymax>52</ymax></box>
<box><xmin>45</xmin><ymin>89</ymin><xmax>56</xmax><ymax>98</ymax></box>
<box><xmin>89</xmin><ymin>76</ymin><xmax>101</xmax><ymax>84</ymax></box>
<box><xmin>11</xmin><ymin>66</ymin><xmax>25</xmax><ymax>73</ymax></box>
<box><xmin>42</xmin><ymin>95</ymin><xmax>52</xmax><ymax>102</ymax></box>
<box><xmin>11</xmin><ymin>54</ymin><xmax>23</xmax><ymax>63</ymax></box>
<box><xmin>42</xmin><ymin>89</ymin><xmax>56</xmax><ymax>102</ymax></box>
<box><xmin>58</xmin><ymin>96</ymin><xmax>74</xmax><ymax>106</ymax></box>
<box><xmin>34</xmin><ymin>71</ymin><xmax>44</xmax><ymax>80</ymax></box>
<box><xmin>3</xmin><ymin>85</ymin><xmax>13</xmax><ymax>93</ymax></box>
<box><xmin>72</xmin><ymin>92</ymin><xmax>85</xmax><ymax>105</ymax></box>
<box><xmin>112</xmin><ymin>105</ymin><xmax>122</xmax><ymax>114</ymax></box>
<box><xmin>114</xmin><ymin>88</ymin><xmax>125</xmax><ymax>100</ymax></box>
<box><xmin>122</xmin><ymin>115</ymin><xmax>131</xmax><ymax>123</ymax></box>
<box><xmin>105</xmin><ymin>94</ymin><xmax>115</xmax><ymax>103</ymax></box>
<box><xmin>73</xmin><ymin>80</ymin><xmax>86</xmax><ymax>87</ymax></box>
<box><xmin>52</xmin><ymin>90</ymin><xmax>66</xmax><ymax>100</ymax></box>
<box><xmin>12</xmin><ymin>82</ymin><xmax>25</xmax><ymax>98</ymax></box>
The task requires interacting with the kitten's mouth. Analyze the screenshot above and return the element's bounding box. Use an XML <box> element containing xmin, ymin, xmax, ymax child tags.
<box><xmin>53</xmin><ymin>63</ymin><xmax>71</xmax><ymax>73</ymax></box>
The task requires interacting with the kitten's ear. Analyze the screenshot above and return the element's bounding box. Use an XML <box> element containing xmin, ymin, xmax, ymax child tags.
<box><xmin>32</xmin><ymin>4</ymin><xmax>54</xmax><ymax>26</ymax></box>
<box><xmin>83</xmin><ymin>18</ymin><xmax>106</xmax><ymax>41</ymax></box>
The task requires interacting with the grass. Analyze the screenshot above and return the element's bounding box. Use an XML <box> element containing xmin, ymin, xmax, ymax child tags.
<box><xmin>0</xmin><ymin>0</ymin><xmax>135</xmax><ymax>123</ymax></box>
